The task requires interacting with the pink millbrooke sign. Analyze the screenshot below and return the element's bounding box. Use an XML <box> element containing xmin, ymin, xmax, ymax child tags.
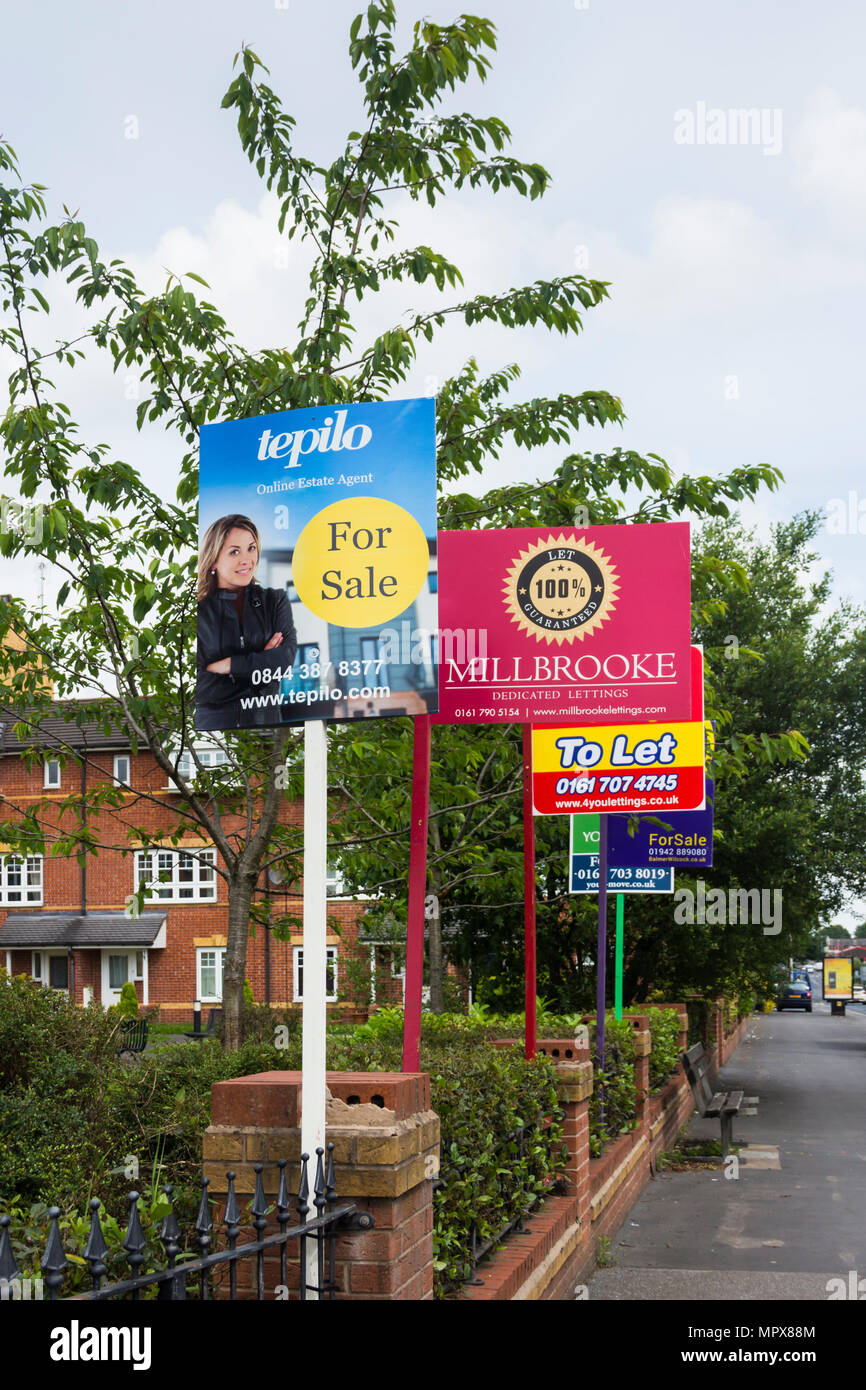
<box><xmin>434</xmin><ymin>523</ymin><xmax>692</xmax><ymax>725</ymax></box>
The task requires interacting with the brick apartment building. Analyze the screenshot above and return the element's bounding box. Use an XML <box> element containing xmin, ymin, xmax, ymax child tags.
<box><xmin>0</xmin><ymin>711</ymin><xmax>406</xmax><ymax>1024</ymax></box>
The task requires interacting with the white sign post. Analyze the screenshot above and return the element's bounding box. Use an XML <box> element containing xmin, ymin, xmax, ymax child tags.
<box><xmin>301</xmin><ymin>718</ymin><xmax>328</xmax><ymax>1300</ymax></box>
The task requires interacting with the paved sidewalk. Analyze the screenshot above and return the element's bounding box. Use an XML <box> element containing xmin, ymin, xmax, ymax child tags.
<box><xmin>586</xmin><ymin>1001</ymin><xmax>866</xmax><ymax>1300</ymax></box>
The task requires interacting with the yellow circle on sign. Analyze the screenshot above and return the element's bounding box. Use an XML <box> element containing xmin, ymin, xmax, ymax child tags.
<box><xmin>292</xmin><ymin>496</ymin><xmax>430</xmax><ymax>629</ymax></box>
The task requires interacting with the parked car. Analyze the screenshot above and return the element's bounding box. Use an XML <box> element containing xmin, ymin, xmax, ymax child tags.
<box><xmin>777</xmin><ymin>981</ymin><xmax>812</xmax><ymax>1012</ymax></box>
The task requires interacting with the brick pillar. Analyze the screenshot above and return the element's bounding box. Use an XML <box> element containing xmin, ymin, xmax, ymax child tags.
<box><xmin>203</xmin><ymin>1070</ymin><xmax>439</xmax><ymax>1301</ymax></box>
<box><xmin>626</xmin><ymin>1015</ymin><xmax>651</xmax><ymax>1126</ymax></box>
<box><xmin>548</xmin><ymin>1051</ymin><xmax>593</xmax><ymax>1225</ymax></box>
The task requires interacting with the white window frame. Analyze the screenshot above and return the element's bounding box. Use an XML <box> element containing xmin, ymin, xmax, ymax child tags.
<box><xmin>135</xmin><ymin>848</ymin><xmax>217</xmax><ymax>902</ymax></box>
<box><xmin>113</xmin><ymin>753</ymin><xmax>131</xmax><ymax>787</ymax></box>
<box><xmin>0</xmin><ymin>854</ymin><xmax>43</xmax><ymax>905</ymax></box>
<box><xmin>326</xmin><ymin>863</ymin><xmax>347</xmax><ymax>899</ymax></box>
<box><xmin>196</xmin><ymin>947</ymin><xmax>225</xmax><ymax>1003</ymax></box>
<box><xmin>33</xmin><ymin>950</ymin><xmax>69</xmax><ymax>992</ymax></box>
<box><xmin>165</xmin><ymin>745</ymin><xmax>231</xmax><ymax>789</ymax></box>
<box><xmin>293</xmin><ymin>946</ymin><xmax>338</xmax><ymax>1002</ymax></box>
<box><xmin>44</xmin><ymin>758</ymin><xmax>61</xmax><ymax>790</ymax></box>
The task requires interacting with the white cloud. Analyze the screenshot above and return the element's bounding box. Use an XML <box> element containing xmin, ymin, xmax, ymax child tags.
<box><xmin>792</xmin><ymin>85</ymin><xmax>866</xmax><ymax>229</ymax></box>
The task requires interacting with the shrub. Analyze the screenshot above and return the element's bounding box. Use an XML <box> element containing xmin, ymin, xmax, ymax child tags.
<box><xmin>634</xmin><ymin>1007</ymin><xmax>682</xmax><ymax>1091</ymax></box>
<box><xmin>587</xmin><ymin>1014</ymin><xmax>637</xmax><ymax>1156</ymax></box>
<box><xmin>114</xmin><ymin>982</ymin><xmax>139</xmax><ymax>1018</ymax></box>
<box><xmin>427</xmin><ymin>1042</ymin><xmax>566</xmax><ymax>1296</ymax></box>
<box><xmin>0</xmin><ymin>985</ymin><xmax>568</xmax><ymax>1300</ymax></box>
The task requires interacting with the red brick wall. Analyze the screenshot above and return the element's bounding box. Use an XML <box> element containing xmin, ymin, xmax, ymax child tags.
<box><xmin>0</xmin><ymin>745</ymin><xmax>370</xmax><ymax>1020</ymax></box>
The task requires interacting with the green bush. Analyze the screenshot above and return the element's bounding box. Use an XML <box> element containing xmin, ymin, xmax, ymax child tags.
<box><xmin>587</xmin><ymin>1014</ymin><xmax>637</xmax><ymax>1156</ymax></box>
<box><xmin>627</xmin><ymin>1007</ymin><xmax>682</xmax><ymax>1091</ymax></box>
<box><xmin>114</xmin><ymin>982</ymin><xmax>139</xmax><ymax>1018</ymax></box>
<box><xmin>0</xmin><ymin>985</ymin><xmax>568</xmax><ymax>1300</ymax></box>
<box><xmin>427</xmin><ymin>1043</ymin><xmax>566</xmax><ymax>1296</ymax></box>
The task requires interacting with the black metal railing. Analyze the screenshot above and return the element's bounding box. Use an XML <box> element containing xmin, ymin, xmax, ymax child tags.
<box><xmin>0</xmin><ymin>1145</ymin><xmax>371</xmax><ymax>1302</ymax></box>
<box><xmin>433</xmin><ymin>1107</ymin><xmax>566</xmax><ymax>1293</ymax></box>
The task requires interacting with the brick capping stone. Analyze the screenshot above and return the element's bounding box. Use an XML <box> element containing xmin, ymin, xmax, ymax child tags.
<box><xmin>204</xmin><ymin>1071</ymin><xmax>438</xmax><ymax>1299</ymax></box>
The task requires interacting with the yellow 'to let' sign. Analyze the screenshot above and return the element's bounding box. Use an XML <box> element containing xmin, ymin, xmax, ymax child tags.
<box><xmin>292</xmin><ymin>497</ymin><xmax>430</xmax><ymax>628</ymax></box>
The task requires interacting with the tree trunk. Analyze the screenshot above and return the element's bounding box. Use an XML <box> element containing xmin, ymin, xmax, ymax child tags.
<box><xmin>223</xmin><ymin>870</ymin><xmax>257</xmax><ymax>1050</ymax></box>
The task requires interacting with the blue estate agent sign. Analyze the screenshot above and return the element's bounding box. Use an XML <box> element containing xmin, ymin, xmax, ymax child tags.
<box><xmin>569</xmin><ymin>817</ymin><xmax>674</xmax><ymax>893</ymax></box>
<box><xmin>196</xmin><ymin>398</ymin><xmax>439</xmax><ymax>731</ymax></box>
<box><xmin>607</xmin><ymin>777</ymin><xmax>714</xmax><ymax>868</ymax></box>
<box><xmin>569</xmin><ymin>853</ymin><xmax>674</xmax><ymax>895</ymax></box>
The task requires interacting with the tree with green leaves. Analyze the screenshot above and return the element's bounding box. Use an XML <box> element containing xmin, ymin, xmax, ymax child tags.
<box><xmin>0</xmin><ymin>4</ymin><xmax>812</xmax><ymax>1039</ymax></box>
<box><xmin>448</xmin><ymin>512</ymin><xmax>866</xmax><ymax>1013</ymax></box>
<box><xmin>0</xmin><ymin>4</ymin><xmax>660</xmax><ymax>1047</ymax></box>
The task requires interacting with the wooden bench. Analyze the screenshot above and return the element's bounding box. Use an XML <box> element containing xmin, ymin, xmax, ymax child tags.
<box><xmin>681</xmin><ymin>1043</ymin><xmax>743</xmax><ymax>1159</ymax></box>
<box><xmin>185</xmin><ymin>1008</ymin><xmax>223</xmax><ymax>1042</ymax></box>
<box><xmin>116</xmin><ymin>1016</ymin><xmax>149</xmax><ymax>1058</ymax></box>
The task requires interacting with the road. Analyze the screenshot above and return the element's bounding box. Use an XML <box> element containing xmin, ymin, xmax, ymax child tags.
<box><xmin>586</xmin><ymin>979</ymin><xmax>866</xmax><ymax>1300</ymax></box>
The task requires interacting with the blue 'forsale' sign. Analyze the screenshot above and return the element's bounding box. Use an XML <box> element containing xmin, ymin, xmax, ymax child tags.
<box><xmin>607</xmin><ymin>777</ymin><xmax>714</xmax><ymax>867</ymax></box>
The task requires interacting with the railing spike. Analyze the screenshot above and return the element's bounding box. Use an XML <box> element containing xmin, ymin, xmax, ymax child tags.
<box><xmin>251</xmin><ymin>1164</ymin><xmax>268</xmax><ymax>1227</ymax></box>
<box><xmin>195</xmin><ymin>1176</ymin><xmax>213</xmax><ymax>1247</ymax></box>
<box><xmin>123</xmin><ymin>1192</ymin><xmax>147</xmax><ymax>1289</ymax></box>
<box><xmin>40</xmin><ymin>1207</ymin><xmax>67</xmax><ymax>1300</ymax></box>
<box><xmin>223</xmin><ymin>1171</ymin><xmax>241</xmax><ymax>1244</ymax></box>
<box><xmin>297</xmin><ymin>1152</ymin><xmax>310</xmax><ymax>1224</ymax></box>
<box><xmin>0</xmin><ymin>1213</ymin><xmax>20</xmax><ymax>1286</ymax></box>
<box><xmin>160</xmin><ymin>1185</ymin><xmax>182</xmax><ymax>1262</ymax></box>
<box><xmin>83</xmin><ymin>1198</ymin><xmax>109</xmax><ymax>1286</ymax></box>
<box><xmin>276</xmin><ymin>1159</ymin><xmax>290</xmax><ymax>1223</ymax></box>
<box><xmin>313</xmin><ymin>1147</ymin><xmax>327</xmax><ymax>1215</ymax></box>
<box><xmin>325</xmin><ymin>1142</ymin><xmax>338</xmax><ymax>1206</ymax></box>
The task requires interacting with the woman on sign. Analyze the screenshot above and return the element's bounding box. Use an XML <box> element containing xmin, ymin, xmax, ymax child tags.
<box><xmin>196</xmin><ymin>514</ymin><xmax>297</xmax><ymax>730</ymax></box>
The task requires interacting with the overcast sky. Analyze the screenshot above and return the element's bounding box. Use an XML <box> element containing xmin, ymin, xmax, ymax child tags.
<box><xmin>2</xmin><ymin>1</ymin><xmax>864</xmax><ymax>923</ymax></box>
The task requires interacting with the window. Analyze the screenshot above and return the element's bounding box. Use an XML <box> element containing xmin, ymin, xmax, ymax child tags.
<box><xmin>48</xmin><ymin>955</ymin><xmax>68</xmax><ymax>991</ymax></box>
<box><xmin>293</xmin><ymin>946</ymin><xmax>338</xmax><ymax>1002</ymax></box>
<box><xmin>197</xmin><ymin>947</ymin><xmax>225</xmax><ymax>1002</ymax></box>
<box><xmin>164</xmin><ymin>745</ymin><xmax>231</xmax><ymax>788</ymax></box>
<box><xmin>113</xmin><ymin>754</ymin><xmax>131</xmax><ymax>787</ymax></box>
<box><xmin>31</xmin><ymin>951</ymin><xmax>41</xmax><ymax>981</ymax></box>
<box><xmin>134</xmin><ymin>951</ymin><xmax>144</xmax><ymax>981</ymax></box>
<box><xmin>136</xmin><ymin>848</ymin><xmax>217</xmax><ymax>901</ymax></box>
<box><xmin>108</xmin><ymin>954</ymin><xmax>129</xmax><ymax>990</ymax></box>
<box><xmin>360</xmin><ymin>636</ymin><xmax>390</xmax><ymax>690</ymax></box>
<box><xmin>427</xmin><ymin>570</ymin><xmax>438</xmax><ymax>593</ymax></box>
<box><xmin>326</xmin><ymin>863</ymin><xmax>346</xmax><ymax>899</ymax></box>
<box><xmin>0</xmin><ymin>855</ymin><xmax>43</xmax><ymax>904</ymax></box>
<box><xmin>175</xmin><ymin>747</ymin><xmax>230</xmax><ymax>780</ymax></box>
<box><xmin>44</xmin><ymin>758</ymin><xmax>61</xmax><ymax>790</ymax></box>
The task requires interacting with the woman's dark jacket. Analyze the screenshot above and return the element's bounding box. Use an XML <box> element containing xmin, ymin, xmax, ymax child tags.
<box><xmin>196</xmin><ymin>583</ymin><xmax>297</xmax><ymax>729</ymax></box>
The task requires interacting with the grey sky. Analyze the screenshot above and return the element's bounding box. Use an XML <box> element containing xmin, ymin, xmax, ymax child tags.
<box><xmin>2</xmin><ymin>1</ymin><xmax>864</xmax><ymax>922</ymax></box>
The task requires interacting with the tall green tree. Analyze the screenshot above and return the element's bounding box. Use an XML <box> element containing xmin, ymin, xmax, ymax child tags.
<box><xmin>611</xmin><ymin>514</ymin><xmax>866</xmax><ymax>1007</ymax></box>
<box><xmin>0</xmin><ymin>4</ymin><xmax>668</xmax><ymax>1045</ymax></box>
